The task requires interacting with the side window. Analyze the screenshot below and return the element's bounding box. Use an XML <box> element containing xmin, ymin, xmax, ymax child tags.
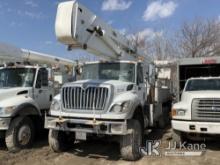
<box><xmin>36</xmin><ymin>70</ymin><xmax>41</xmax><ymax>88</ymax></box>
<box><xmin>137</xmin><ymin>64</ymin><xmax>144</xmax><ymax>84</ymax></box>
<box><xmin>36</xmin><ymin>68</ymin><xmax>48</xmax><ymax>88</ymax></box>
<box><xmin>42</xmin><ymin>69</ymin><xmax>48</xmax><ymax>86</ymax></box>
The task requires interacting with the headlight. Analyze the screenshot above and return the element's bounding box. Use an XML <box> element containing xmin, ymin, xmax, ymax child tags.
<box><xmin>171</xmin><ymin>108</ymin><xmax>186</xmax><ymax>117</ymax></box>
<box><xmin>50</xmin><ymin>100</ymin><xmax>61</xmax><ymax>111</ymax></box>
<box><xmin>0</xmin><ymin>106</ymin><xmax>16</xmax><ymax>116</ymax></box>
<box><xmin>110</xmin><ymin>101</ymin><xmax>131</xmax><ymax>113</ymax></box>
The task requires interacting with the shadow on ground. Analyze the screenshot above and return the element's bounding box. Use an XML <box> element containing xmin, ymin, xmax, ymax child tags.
<box><xmin>69</xmin><ymin>139</ymin><xmax>121</xmax><ymax>161</ymax></box>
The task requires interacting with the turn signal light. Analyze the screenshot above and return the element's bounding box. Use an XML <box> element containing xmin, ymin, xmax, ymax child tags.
<box><xmin>171</xmin><ymin>108</ymin><xmax>176</xmax><ymax>117</ymax></box>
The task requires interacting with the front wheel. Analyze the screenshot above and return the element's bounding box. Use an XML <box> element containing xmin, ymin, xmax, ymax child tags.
<box><xmin>5</xmin><ymin>116</ymin><xmax>35</xmax><ymax>152</ymax></box>
<box><xmin>48</xmin><ymin>129</ymin><xmax>74</xmax><ymax>152</ymax></box>
<box><xmin>120</xmin><ymin>119</ymin><xmax>143</xmax><ymax>161</ymax></box>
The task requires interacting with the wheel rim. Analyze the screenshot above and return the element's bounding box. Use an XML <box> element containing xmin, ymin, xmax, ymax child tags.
<box><xmin>18</xmin><ymin>125</ymin><xmax>31</xmax><ymax>146</ymax></box>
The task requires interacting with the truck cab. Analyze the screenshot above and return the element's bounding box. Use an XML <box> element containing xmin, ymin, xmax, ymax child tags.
<box><xmin>0</xmin><ymin>64</ymin><xmax>53</xmax><ymax>151</ymax></box>
<box><xmin>48</xmin><ymin>61</ymin><xmax>147</xmax><ymax>118</ymax></box>
<box><xmin>172</xmin><ymin>77</ymin><xmax>220</xmax><ymax>136</ymax></box>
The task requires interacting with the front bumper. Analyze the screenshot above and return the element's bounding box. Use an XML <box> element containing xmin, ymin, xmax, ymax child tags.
<box><xmin>172</xmin><ymin>120</ymin><xmax>220</xmax><ymax>134</ymax></box>
<box><xmin>0</xmin><ymin>117</ymin><xmax>11</xmax><ymax>130</ymax></box>
<box><xmin>45</xmin><ymin>115</ymin><xmax>129</xmax><ymax>135</ymax></box>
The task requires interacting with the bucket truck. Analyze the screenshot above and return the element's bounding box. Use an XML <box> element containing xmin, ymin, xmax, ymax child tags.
<box><xmin>0</xmin><ymin>43</ymin><xmax>74</xmax><ymax>152</ymax></box>
<box><xmin>45</xmin><ymin>1</ymin><xmax>172</xmax><ymax>160</ymax></box>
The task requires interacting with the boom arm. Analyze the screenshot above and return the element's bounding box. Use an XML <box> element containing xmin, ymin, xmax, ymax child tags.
<box><xmin>0</xmin><ymin>42</ymin><xmax>74</xmax><ymax>67</ymax></box>
<box><xmin>55</xmin><ymin>1</ymin><xmax>144</xmax><ymax>60</ymax></box>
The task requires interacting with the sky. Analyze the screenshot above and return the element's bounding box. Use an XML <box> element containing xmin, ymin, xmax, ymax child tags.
<box><xmin>0</xmin><ymin>0</ymin><xmax>219</xmax><ymax>61</ymax></box>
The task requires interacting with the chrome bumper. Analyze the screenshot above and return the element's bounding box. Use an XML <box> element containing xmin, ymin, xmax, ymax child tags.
<box><xmin>45</xmin><ymin>115</ymin><xmax>129</xmax><ymax>135</ymax></box>
<box><xmin>172</xmin><ymin>120</ymin><xmax>220</xmax><ymax>134</ymax></box>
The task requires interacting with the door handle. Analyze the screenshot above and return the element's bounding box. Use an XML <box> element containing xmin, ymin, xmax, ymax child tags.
<box><xmin>39</xmin><ymin>89</ymin><xmax>43</xmax><ymax>94</ymax></box>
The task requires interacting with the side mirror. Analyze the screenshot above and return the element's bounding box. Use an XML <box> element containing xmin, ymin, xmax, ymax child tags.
<box><xmin>148</xmin><ymin>64</ymin><xmax>156</xmax><ymax>85</ymax></box>
<box><xmin>75</xmin><ymin>65</ymin><xmax>82</xmax><ymax>76</ymax></box>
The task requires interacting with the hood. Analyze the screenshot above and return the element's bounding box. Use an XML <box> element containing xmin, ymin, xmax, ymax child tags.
<box><xmin>173</xmin><ymin>90</ymin><xmax>220</xmax><ymax>120</ymax></box>
<box><xmin>0</xmin><ymin>87</ymin><xmax>31</xmax><ymax>101</ymax></box>
<box><xmin>181</xmin><ymin>90</ymin><xmax>220</xmax><ymax>102</ymax></box>
<box><xmin>66</xmin><ymin>79</ymin><xmax>135</xmax><ymax>93</ymax></box>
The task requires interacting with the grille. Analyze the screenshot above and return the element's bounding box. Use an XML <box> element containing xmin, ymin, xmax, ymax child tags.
<box><xmin>192</xmin><ymin>98</ymin><xmax>220</xmax><ymax>121</ymax></box>
<box><xmin>62</xmin><ymin>86</ymin><xmax>109</xmax><ymax>110</ymax></box>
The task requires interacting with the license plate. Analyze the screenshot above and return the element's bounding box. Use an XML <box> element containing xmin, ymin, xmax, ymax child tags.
<box><xmin>75</xmin><ymin>131</ymin><xmax>87</xmax><ymax>140</ymax></box>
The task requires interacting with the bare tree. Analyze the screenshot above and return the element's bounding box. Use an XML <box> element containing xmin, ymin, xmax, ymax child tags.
<box><xmin>128</xmin><ymin>31</ymin><xmax>177</xmax><ymax>60</ymax></box>
<box><xmin>178</xmin><ymin>19</ymin><xmax>220</xmax><ymax>58</ymax></box>
<box><xmin>150</xmin><ymin>34</ymin><xmax>177</xmax><ymax>60</ymax></box>
<box><xmin>126</xmin><ymin>32</ymin><xmax>153</xmax><ymax>60</ymax></box>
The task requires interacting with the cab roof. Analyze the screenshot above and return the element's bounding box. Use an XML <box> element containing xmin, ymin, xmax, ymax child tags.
<box><xmin>188</xmin><ymin>77</ymin><xmax>220</xmax><ymax>80</ymax></box>
<box><xmin>84</xmin><ymin>60</ymin><xmax>142</xmax><ymax>65</ymax></box>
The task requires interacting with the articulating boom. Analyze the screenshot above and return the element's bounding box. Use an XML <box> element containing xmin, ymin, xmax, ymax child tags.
<box><xmin>55</xmin><ymin>1</ymin><xmax>145</xmax><ymax>61</ymax></box>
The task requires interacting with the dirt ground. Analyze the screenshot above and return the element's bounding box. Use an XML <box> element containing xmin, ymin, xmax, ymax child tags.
<box><xmin>1</xmin><ymin>128</ymin><xmax>220</xmax><ymax>165</ymax></box>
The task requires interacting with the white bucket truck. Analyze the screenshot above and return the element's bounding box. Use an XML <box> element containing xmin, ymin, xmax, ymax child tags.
<box><xmin>45</xmin><ymin>1</ymin><xmax>172</xmax><ymax>160</ymax></box>
<box><xmin>0</xmin><ymin>43</ymin><xmax>74</xmax><ymax>152</ymax></box>
<box><xmin>172</xmin><ymin>56</ymin><xmax>220</xmax><ymax>144</ymax></box>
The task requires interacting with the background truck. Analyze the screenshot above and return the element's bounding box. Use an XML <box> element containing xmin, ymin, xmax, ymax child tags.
<box><xmin>171</xmin><ymin>56</ymin><xmax>220</xmax><ymax>144</ymax></box>
<box><xmin>0</xmin><ymin>43</ymin><xmax>74</xmax><ymax>152</ymax></box>
<box><xmin>45</xmin><ymin>1</ymin><xmax>172</xmax><ymax>161</ymax></box>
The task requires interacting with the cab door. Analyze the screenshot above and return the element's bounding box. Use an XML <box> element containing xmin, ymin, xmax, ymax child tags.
<box><xmin>34</xmin><ymin>68</ymin><xmax>53</xmax><ymax>110</ymax></box>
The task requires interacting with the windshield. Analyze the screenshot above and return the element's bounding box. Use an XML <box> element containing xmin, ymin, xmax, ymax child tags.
<box><xmin>0</xmin><ymin>68</ymin><xmax>36</xmax><ymax>88</ymax></box>
<box><xmin>81</xmin><ymin>63</ymin><xmax>136</xmax><ymax>83</ymax></box>
<box><xmin>185</xmin><ymin>79</ymin><xmax>220</xmax><ymax>91</ymax></box>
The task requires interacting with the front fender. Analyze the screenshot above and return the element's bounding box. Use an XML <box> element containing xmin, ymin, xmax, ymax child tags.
<box><xmin>12</xmin><ymin>103</ymin><xmax>41</xmax><ymax>117</ymax></box>
<box><xmin>172</xmin><ymin>101</ymin><xmax>191</xmax><ymax>120</ymax></box>
<box><xmin>108</xmin><ymin>91</ymin><xmax>142</xmax><ymax>119</ymax></box>
<box><xmin>0</xmin><ymin>95</ymin><xmax>41</xmax><ymax>117</ymax></box>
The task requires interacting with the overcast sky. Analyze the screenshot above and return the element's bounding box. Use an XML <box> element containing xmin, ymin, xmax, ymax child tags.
<box><xmin>0</xmin><ymin>0</ymin><xmax>219</xmax><ymax>61</ymax></box>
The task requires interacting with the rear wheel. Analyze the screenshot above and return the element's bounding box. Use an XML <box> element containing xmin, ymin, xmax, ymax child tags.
<box><xmin>158</xmin><ymin>105</ymin><xmax>170</xmax><ymax>128</ymax></box>
<box><xmin>172</xmin><ymin>129</ymin><xmax>185</xmax><ymax>148</ymax></box>
<box><xmin>49</xmin><ymin>129</ymin><xmax>74</xmax><ymax>152</ymax></box>
<box><xmin>120</xmin><ymin>119</ymin><xmax>143</xmax><ymax>161</ymax></box>
<box><xmin>158</xmin><ymin>115</ymin><xmax>166</xmax><ymax>129</ymax></box>
<box><xmin>5</xmin><ymin>116</ymin><xmax>35</xmax><ymax>152</ymax></box>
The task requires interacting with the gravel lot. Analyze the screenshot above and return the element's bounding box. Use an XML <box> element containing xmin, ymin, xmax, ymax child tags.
<box><xmin>1</xmin><ymin>127</ymin><xmax>220</xmax><ymax>165</ymax></box>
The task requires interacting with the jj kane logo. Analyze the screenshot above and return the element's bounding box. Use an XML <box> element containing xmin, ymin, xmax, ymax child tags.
<box><xmin>140</xmin><ymin>140</ymin><xmax>206</xmax><ymax>157</ymax></box>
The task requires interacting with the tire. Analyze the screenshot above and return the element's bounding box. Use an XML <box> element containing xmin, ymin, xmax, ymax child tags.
<box><xmin>158</xmin><ymin>115</ymin><xmax>166</xmax><ymax>129</ymax></box>
<box><xmin>158</xmin><ymin>105</ymin><xmax>170</xmax><ymax>129</ymax></box>
<box><xmin>48</xmin><ymin>129</ymin><xmax>74</xmax><ymax>152</ymax></box>
<box><xmin>120</xmin><ymin>119</ymin><xmax>143</xmax><ymax>161</ymax></box>
<box><xmin>172</xmin><ymin>129</ymin><xmax>185</xmax><ymax>148</ymax></box>
<box><xmin>5</xmin><ymin>116</ymin><xmax>35</xmax><ymax>152</ymax></box>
